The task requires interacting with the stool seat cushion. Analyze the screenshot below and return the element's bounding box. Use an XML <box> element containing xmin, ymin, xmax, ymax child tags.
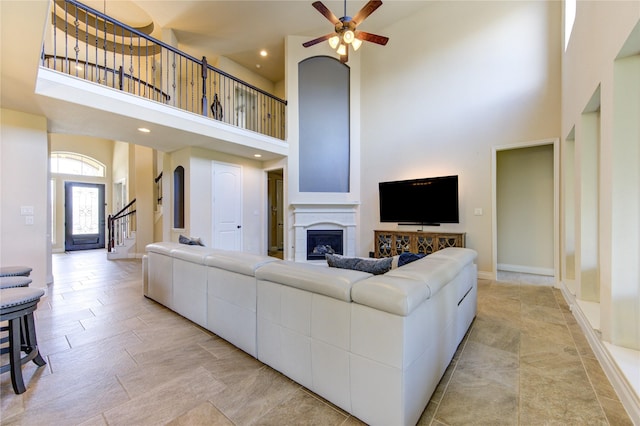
<box><xmin>0</xmin><ymin>266</ymin><xmax>32</xmax><ymax>277</ymax></box>
<box><xmin>0</xmin><ymin>286</ymin><xmax>46</xmax><ymax>395</ymax></box>
<box><xmin>0</xmin><ymin>276</ymin><xmax>32</xmax><ymax>289</ymax></box>
<box><xmin>0</xmin><ymin>287</ymin><xmax>45</xmax><ymax>310</ymax></box>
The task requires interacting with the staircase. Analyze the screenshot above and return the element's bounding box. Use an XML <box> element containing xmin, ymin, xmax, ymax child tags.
<box><xmin>107</xmin><ymin>231</ymin><xmax>136</xmax><ymax>260</ymax></box>
<box><xmin>107</xmin><ymin>198</ymin><xmax>136</xmax><ymax>260</ymax></box>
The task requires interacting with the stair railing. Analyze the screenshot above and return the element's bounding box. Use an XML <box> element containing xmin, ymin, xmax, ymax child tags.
<box><xmin>43</xmin><ymin>0</ymin><xmax>287</xmax><ymax>140</ymax></box>
<box><xmin>108</xmin><ymin>198</ymin><xmax>136</xmax><ymax>252</ymax></box>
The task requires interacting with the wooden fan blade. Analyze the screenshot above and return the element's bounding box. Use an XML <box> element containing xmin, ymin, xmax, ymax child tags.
<box><xmin>352</xmin><ymin>0</ymin><xmax>383</xmax><ymax>25</ymax></box>
<box><xmin>302</xmin><ymin>33</ymin><xmax>336</xmax><ymax>48</ymax></box>
<box><xmin>356</xmin><ymin>31</ymin><xmax>389</xmax><ymax>46</ymax></box>
<box><xmin>312</xmin><ymin>1</ymin><xmax>340</xmax><ymax>25</ymax></box>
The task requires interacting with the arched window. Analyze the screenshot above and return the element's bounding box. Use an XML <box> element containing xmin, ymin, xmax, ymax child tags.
<box><xmin>50</xmin><ymin>152</ymin><xmax>106</xmax><ymax>177</ymax></box>
<box><xmin>173</xmin><ymin>166</ymin><xmax>185</xmax><ymax>229</ymax></box>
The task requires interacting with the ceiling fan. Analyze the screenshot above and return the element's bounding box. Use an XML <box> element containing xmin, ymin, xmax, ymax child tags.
<box><xmin>302</xmin><ymin>0</ymin><xmax>389</xmax><ymax>63</ymax></box>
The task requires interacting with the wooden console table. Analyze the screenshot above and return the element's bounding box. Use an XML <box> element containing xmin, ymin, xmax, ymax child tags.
<box><xmin>374</xmin><ymin>230</ymin><xmax>465</xmax><ymax>258</ymax></box>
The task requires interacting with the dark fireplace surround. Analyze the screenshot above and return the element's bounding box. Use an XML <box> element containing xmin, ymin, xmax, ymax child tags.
<box><xmin>307</xmin><ymin>230</ymin><xmax>344</xmax><ymax>261</ymax></box>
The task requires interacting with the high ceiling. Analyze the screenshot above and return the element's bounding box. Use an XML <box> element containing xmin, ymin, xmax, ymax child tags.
<box><xmin>81</xmin><ymin>0</ymin><xmax>430</xmax><ymax>83</ymax></box>
<box><xmin>0</xmin><ymin>0</ymin><xmax>430</xmax><ymax>158</ymax></box>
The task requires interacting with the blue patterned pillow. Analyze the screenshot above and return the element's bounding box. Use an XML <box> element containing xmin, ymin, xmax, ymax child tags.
<box><xmin>398</xmin><ymin>252</ymin><xmax>426</xmax><ymax>267</ymax></box>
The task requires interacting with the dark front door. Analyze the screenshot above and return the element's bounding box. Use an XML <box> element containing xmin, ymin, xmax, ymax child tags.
<box><xmin>64</xmin><ymin>182</ymin><xmax>105</xmax><ymax>251</ymax></box>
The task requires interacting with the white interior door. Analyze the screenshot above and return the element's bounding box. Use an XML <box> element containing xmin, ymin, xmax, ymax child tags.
<box><xmin>212</xmin><ymin>162</ymin><xmax>242</xmax><ymax>250</ymax></box>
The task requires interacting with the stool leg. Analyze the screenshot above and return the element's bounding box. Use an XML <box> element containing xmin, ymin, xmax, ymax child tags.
<box><xmin>8</xmin><ymin>318</ymin><xmax>26</xmax><ymax>394</ymax></box>
<box><xmin>23</xmin><ymin>313</ymin><xmax>46</xmax><ymax>366</ymax></box>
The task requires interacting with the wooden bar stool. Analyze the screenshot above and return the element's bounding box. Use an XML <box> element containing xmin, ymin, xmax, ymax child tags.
<box><xmin>1</xmin><ymin>276</ymin><xmax>33</xmax><ymax>353</ymax></box>
<box><xmin>0</xmin><ymin>266</ymin><xmax>32</xmax><ymax>277</ymax></box>
<box><xmin>0</xmin><ymin>287</ymin><xmax>46</xmax><ymax>394</ymax></box>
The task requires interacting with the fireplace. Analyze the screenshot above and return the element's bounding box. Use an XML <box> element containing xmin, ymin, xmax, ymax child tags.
<box><xmin>292</xmin><ymin>202</ymin><xmax>357</xmax><ymax>262</ymax></box>
<box><xmin>307</xmin><ymin>230</ymin><xmax>343</xmax><ymax>261</ymax></box>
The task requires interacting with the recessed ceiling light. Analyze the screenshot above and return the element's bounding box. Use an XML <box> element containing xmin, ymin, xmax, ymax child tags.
<box><xmin>138</xmin><ymin>127</ymin><xmax>151</xmax><ymax>133</ymax></box>
<box><xmin>256</xmin><ymin>64</ymin><xmax>261</xmax><ymax>69</ymax></box>
<box><xmin>260</xmin><ymin>50</ymin><xmax>268</xmax><ymax>57</ymax></box>
<box><xmin>254</xmin><ymin>154</ymin><xmax>262</xmax><ymax>158</ymax></box>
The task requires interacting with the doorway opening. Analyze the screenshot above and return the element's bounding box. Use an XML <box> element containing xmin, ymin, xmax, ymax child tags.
<box><xmin>267</xmin><ymin>169</ymin><xmax>284</xmax><ymax>259</ymax></box>
<box><xmin>492</xmin><ymin>139</ymin><xmax>559</xmax><ymax>283</ymax></box>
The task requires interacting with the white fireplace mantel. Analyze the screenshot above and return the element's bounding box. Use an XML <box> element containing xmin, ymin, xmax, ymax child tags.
<box><xmin>291</xmin><ymin>202</ymin><xmax>359</xmax><ymax>262</ymax></box>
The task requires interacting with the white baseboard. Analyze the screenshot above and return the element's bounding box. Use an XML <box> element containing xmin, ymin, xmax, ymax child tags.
<box><xmin>478</xmin><ymin>270</ymin><xmax>494</xmax><ymax>280</ymax></box>
<box><xmin>497</xmin><ymin>263</ymin><xmax>554</xmax><ymax>276</ymax></box>
<box><xmin>559</xmin><ymin>282</ymin><xmax>640</xmax><ymax>424</ymax></box>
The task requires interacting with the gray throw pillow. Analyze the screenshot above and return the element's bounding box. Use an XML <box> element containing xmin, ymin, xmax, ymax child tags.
<box><xmin>326</xmin><ymin>254</ymin><xmax>393</xmax><ymax>275</ymax></box>
<box><xmin>179</xmin><ymin>234</ymin><xmax>205</xmax><ymax>246</ymax></box>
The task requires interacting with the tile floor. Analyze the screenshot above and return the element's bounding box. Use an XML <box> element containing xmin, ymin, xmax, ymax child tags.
<box><xmin>0</xmin><ymin>250</ymin><xmax>633</xmax><ymax>425</ymax></box>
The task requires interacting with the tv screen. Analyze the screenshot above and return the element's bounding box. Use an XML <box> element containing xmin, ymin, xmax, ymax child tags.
<box><xmin>379</xmin><ymin>175</ymin><xmax>459</xmax><ymax>224</ymax></box>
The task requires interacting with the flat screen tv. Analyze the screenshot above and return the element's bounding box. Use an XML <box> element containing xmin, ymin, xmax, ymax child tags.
<box><xmin>379</xmin><ymin>175</ymin><xmax>459</xmax><ymax>225</ymax></box>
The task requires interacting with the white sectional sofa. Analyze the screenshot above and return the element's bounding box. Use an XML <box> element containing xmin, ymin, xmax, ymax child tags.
<box><xmin>143</xmin><ymin>242</ymin><xmax>478</xmax><ymax>426</ymax></box>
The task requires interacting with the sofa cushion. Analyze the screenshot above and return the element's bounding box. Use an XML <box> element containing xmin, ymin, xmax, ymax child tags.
<box><xmin>428</xmin><ymin>247</ymin><xmax>478</xmax><ymax>266</ymax></box>
<box><xmin>398</xmin><ymin>252</ymin><xmax>426</xmax><ymax>267</ymax></box>
<box><xmin>205</xmin><ymin>250</ymin><xmax>278</xmax><ymax>276</ymax></box>
<box><xmin>255</xmin><ymin>261</ymin><xmax>371</xmax><ymax>302</ymax></box>
<box><xmin>146</xmin><ymin>242</ymin><xmax>182</xmax><ymax>255</ymax></box>
<box><xmin>170</xmin><ymin>245</ymin><xmax>219</xmax><ymax>264</ymax></box>
<box><xmin>326</xmin><ymin>254</ymin><xmax>393</xmax><ymax>275</ymax></box>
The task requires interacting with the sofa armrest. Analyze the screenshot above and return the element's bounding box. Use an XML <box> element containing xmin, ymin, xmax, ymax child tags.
<box><xmin>353</xmin><ymin>248</ymin><xmax>478</xmax><ymax>316</ymax></box>
<box><xmin>351</xmin><ymin>275</ymin><xmax>430</xmax><ymax>316</ymax></box>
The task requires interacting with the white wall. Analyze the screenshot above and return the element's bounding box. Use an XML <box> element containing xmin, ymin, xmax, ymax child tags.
<box><xmin>561</xmin><ymin>3</ymin><xmax>639</xmax><ymax>417</ymax></box>
<box><xmin>562</xmin><ymin>1</ymin><xmax>640</xmax><ymax>348</ymax></box>
<box><xmin>562</xmin><ymin>136</ymin><xmax>576</xmax><ymax>281</ymax></box>
<box><xmin>167</xmin><ymin>147</ymin><xmax>266</xmax><ymax>254</ymax></box>
<box><xmin>112</xmin><ymin>141</ymin><xmax>129</xmax><ymax>201</ymax></box>
<box><xmin>215</xmin><ymin>56</ymin><xmax>276</xmax><ymax>96</ymax></box>
<box><xmin>0</xmin><ymin>109</ymin><xmax>50</xmax><ymax>288</ymax></box>
<box><xmin>359</xmin><ymin>1</ymin><xmax>562</xmax><ymax>275</ymax></box>
<box><xmin>132</xmin><ymin>145</ymin><xmax>154</xmax><ymax>255</ymax></box>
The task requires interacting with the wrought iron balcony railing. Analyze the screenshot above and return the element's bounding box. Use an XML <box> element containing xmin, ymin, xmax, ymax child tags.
<box><xmin>43</xmin><ymin>0</ymin><xmax>287</xmax><ymax>140</ymax></box>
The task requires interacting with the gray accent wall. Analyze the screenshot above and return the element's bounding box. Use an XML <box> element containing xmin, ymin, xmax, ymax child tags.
<box><xmin>298</xmin><ymin>56</ymin><xmax>350</xmax><ymax>192</ymax></box>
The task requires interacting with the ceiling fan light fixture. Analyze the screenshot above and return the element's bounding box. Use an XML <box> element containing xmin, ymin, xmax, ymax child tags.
<box><xmin>303</xmin><ymin>1</ymin><xmax>389</xmax><ymax>63</ymax></box>
<box><xmin>328</xmin><ymin>35</ymin><xmax>340</xmax><ymax>49</ymax></box>
<box><xmin>343</xmin><ymin>29</ymin><xmax>355</xmax><ymax>44</ymax></box>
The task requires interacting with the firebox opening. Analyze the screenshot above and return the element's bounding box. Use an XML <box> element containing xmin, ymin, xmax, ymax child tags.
<box><xmin>307</xmin><ymin>230</ymin><xmax>344</xmax><ymax>261</ymax></box>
